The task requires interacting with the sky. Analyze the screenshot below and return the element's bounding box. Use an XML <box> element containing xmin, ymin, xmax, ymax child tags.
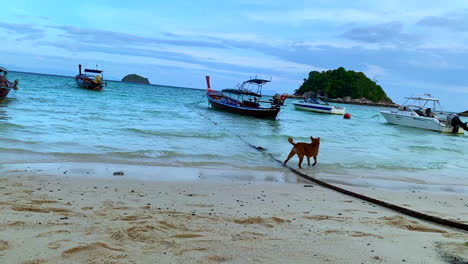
<box><xmin>1</xmin><ymin>0</ymin><xmax>468</xmax><ymax>111</ymax></box>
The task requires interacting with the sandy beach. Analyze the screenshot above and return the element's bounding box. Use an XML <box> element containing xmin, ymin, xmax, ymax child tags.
<box><xmin>0</xmin><ymin>167</ymin><xmax>467</xmax><ymax>264</ymax></box>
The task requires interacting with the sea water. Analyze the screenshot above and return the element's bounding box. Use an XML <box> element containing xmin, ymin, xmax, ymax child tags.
<box><xmin>1</xmin><ymin>72</ymin><xmax>467</xmax><ymax>193</ymax></box>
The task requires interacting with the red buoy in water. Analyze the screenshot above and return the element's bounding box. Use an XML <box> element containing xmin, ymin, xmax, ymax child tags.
<box><xmin>343</xmin><ymin>113</ymin><xmax>351</xmax><ymax>119</ymax></box>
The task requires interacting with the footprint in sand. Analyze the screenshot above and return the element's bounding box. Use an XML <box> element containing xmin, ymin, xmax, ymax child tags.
<box><xmin>233</xmin><ymin>217</ymin><xmax>289</xmax><ymax>228</ymax></box>
<box><xmin>323</xmin><ymin>230</ymin><xmax>383</xmax><ymax>239</ymax></box>
<box><xmin>62</xmin><ymin>242</ymin><xmax>124</xmax><ymax>256</ymax></box>
<box><xmin>119</xmin><ymin>215</ymin><xmax>152</xmax><ymax>221</ymax></box>
<box><xmin>48</xmin><ymin>239</ymin><xmax>70</xmax><ymax>249</ymax></box>
<box><xmin>36</xmin><ymin>230</ymin><xmax>70</xmax><ymax>238</ymax></box>
<box><xmin>303</xmin><ymin>215</ymin><xmax>351</xmax><ymax>222</ymax></box>
<box><xmin>0</xmin><ymin>240</ymin><xmax>8</xmax><ymax>251</ymax></box>
<box><xmin>11</xmin><ymin>205</ymin><xmax>71</xmax><ymax>214</ymax></box>
<box><xmin>172</xmin><ymin>234</ymin><xmax>204</xmax><ymax>239</ymax></box>
<box><xmin>382</xmin><ymin>215</ymin><xmax>448</xmax><ymax>233</ymax></box>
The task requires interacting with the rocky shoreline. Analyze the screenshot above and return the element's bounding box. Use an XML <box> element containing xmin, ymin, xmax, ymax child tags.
<box><xmin>327</xmin><ymin>97</ymin><xmax>399</xmax><ymax>108</ymax></box>
<box><xmin>288</xmin><ymin>95</ymin><xmax>399</xmax><ymax>108</ymax></box>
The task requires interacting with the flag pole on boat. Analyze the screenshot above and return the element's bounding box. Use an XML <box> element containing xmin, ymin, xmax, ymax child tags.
<box><xmin>205</xmin><ymin>76</ymin><xmax>211</xmax><ymax>90</ymax></box>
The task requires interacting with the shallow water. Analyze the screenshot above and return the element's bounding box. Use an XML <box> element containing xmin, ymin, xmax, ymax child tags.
<box><xmin>1</xmin><ymin>72</ymin><xmax>467</xmax><ymax>193</ymax></box>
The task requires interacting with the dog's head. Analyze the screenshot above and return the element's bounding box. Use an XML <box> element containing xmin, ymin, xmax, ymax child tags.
<box><xmin>310</xmin><ymin>136</ymin><xmax>320</xmax><ymax>144</ymax></box>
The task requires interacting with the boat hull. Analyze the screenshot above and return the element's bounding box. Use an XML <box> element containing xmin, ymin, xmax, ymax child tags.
<box><xmin>75</xmin><ymin>75</ymin><xmax>103</xmax><ymax>91</ymax></box>
<box><xmin>380</xmin><ymin>111</ymin><xmax>464</xmax><ymax>134</ymax></box>
<box><xmin>0</xmin><ymin>88</ymin><xmax>10</xmax><ymax>100</ymax></box>
<box><xmin>293</xmin><ymin>101</ymin><xmax>345</xmax><ymax>115</ymax></box>
<box><xmin>207</xmin><ymin>90</ymin><xmax>280</xmax><ymax>119</ymax></box>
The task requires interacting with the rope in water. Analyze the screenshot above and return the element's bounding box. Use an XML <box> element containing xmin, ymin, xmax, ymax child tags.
<box><xmin>188</xmin><ymin>100</ymin><xmax>468</xmax><ymax>232</ymax></box>
<box><xmin>350</xmin><ymin>113</ymin><xmax>380</xmax><ymax>119</ymax></box>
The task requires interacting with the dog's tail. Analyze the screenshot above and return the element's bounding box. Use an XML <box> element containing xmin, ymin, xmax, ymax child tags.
<box><xmin>288</xmin><ymin>137</ymin><xmax>295</xmax><ymax>146</ymax></box>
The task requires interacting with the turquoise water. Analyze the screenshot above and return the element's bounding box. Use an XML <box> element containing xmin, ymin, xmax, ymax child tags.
<box><xmin>1</xmin><ymin>72</ymin><xmax>467</xmax><ymax>192</ymax></box>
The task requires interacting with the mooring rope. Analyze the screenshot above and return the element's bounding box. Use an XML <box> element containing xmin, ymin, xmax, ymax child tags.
<box><xmin>349</xmin><ymin>113</ymin><xmax>380</xmax><ymax>120</ymax></box>
<box><xmin>188</xmin><ymin>100</ymin><xmax>468</xmax><ymax>232</ymax></box>
<box><xmin>267</xmin><ymin>154</ymin><xmax>468</xmax><ymax>232</ymax></box>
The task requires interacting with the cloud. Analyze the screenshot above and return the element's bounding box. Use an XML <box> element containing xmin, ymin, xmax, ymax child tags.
<box><xmin>0</xmin><ymin>22</ymin><xmax>45</xmax><ymax>40</ymax></box>
<box><xmin>15</xmin><ymin>14</ymin><xmax>50</xmax><ymax>21</ymax></box>
<box><xmin>417</xmin><ymin>10</ymin><xmax>468</xmax><ymax>31</ymax></box>
<box><xmin>244</xmin><ymin>8</ymin><xmax>381</xmax><ymax>24</ymax></box>
<box><xmin>363</xmin><ymin>64</ymin><xmax>386</xmax><ymax>80</ymax></box>
<box><xmin>50</xmin><ymin>25</ymin><xmax>228</xmax><ymax>49</ymax></box>
<box><xmin>340</xmin><ymin>22</ymin><xmax>420</xmax><ymax>46</ymax></box>
<box><xmin>36</xmin><ymin>40</ymin><xmax>313</xmax><ymax>78</ymax></box>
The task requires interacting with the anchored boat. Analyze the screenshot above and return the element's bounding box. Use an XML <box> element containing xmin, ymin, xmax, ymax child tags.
<box><xmin>292</xmin><ymin>96</ymin><xmax>345</xmax><ymax>115</ymax></box>
<box><xmin>0</xmin><ymin>67</ymin><xmax>19</xmax><ymax>101</ymax></box>
<box><xmin>380</xmin><ymin>94</ymin><xmax>464</xmax><ymax>134</ymax></box>
<box><xmin>205</xmin><ymin>76</ymin><xmax>282</xmax><ymax>119</ymax></box>
<box><xmin>74</xmin><ymin>64</ymin><xmax>104</xmax><ymax>91</ymax></box>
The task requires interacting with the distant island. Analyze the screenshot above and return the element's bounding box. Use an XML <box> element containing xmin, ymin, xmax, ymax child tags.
<box><xmin>122</xmin><ymin>74</ymin><xmax>150</xmax><ymax>84</ymax></box>
<box><xmin>294</xmin><ymin>67</ymin><xmax>396</xmax><ymax>107</ymax></box>
<box><xmin>459</xmin><ymin>110</ymin><xmax>468</xmax><ymax>117</ymax></box>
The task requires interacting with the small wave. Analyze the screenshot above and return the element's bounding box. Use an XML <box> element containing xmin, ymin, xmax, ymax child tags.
<box><xmin>0</xmin><ymin>138</ymin><xmax>41</xmax><ymax>145</ymax></box>
<box><xmin>329</xmin><ymin>162</ymin><xmax>446</xmax><ymax>171</ymax></box>
<box><xmin>408</xmin><ymin>145</ymin><xmax>464</xmax><ymax>154</ymax></box>
<box><xmin>0</xmin><ymin>122</ymin><xmax>27</xmax><ymax>129</ymax></box>
<box><xmin>125</xmin><ymin>128</ymin><xmax>225</xmax><ymax>139</ymax></box>
<box><xmin>408</xmin><ymin>145</ymin><xmax>438</xmax><ymax>152</ymax></box>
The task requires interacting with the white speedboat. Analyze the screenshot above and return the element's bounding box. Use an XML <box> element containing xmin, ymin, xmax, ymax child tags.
<box><xmin>380</xmin><ymin>95</ymin><xmax>464</xmax><ymax>134</ymax></box>
<box><xmin>293</xmin><ymin>97</ymin><xmax>345</xmax><ymax>115</ymax></box>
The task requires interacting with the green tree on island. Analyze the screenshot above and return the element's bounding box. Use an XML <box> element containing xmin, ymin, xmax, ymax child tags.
<box><xmin>296</xmin><ymin>67</ymin><xmax>393</xmax><ymax>103</ymax></box>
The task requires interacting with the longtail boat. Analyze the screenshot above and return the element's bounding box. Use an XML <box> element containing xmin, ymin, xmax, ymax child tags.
<box><xmin>0</xmin><ymin>67</ymin><xmax>19</xmax><ymax>101</ymax></box>
<box><xmin>205</xmin><ymin>76</ymin><xmax>281</xmax><ymax>119</ymax></box>
<box><xmin>74</xmin><ymin>64</ymin><xmax>104</xmax><ymax>91</ymax></box>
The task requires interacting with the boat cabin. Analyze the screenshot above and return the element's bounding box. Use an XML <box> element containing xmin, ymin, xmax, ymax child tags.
<box><xmin>221</xmin><ymin>78</ymin><xmax>272</xmax><ymax>108</ymax></box>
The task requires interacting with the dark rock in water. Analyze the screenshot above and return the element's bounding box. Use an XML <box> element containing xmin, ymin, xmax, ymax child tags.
<box><xmin>458</xmin><ymin>110</ymin><xmax>468</xmax><ymax>117</ymax></box>
<box><xmin>113</xmin><ymin>171</ymin><xmax>124</xmax><ymax>176</ymax></box>
<box><xmin>122</xmin><ymin>74</ymin><xmax>150</xmax><ymax>84</ymax></box>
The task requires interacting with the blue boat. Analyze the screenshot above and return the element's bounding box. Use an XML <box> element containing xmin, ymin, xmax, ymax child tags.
<box><xmin>74</xmin><ymin>64</ymin><xmax>104</xmax><ymax>91</ymax></box>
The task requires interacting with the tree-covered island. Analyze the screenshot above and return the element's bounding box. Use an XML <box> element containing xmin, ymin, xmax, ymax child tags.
<box><xmin>295</xmin><ymin>67</ymin><xmax>395</xmax><ymax>106</ymax></box>
<box><xmin>122</xmin><ymin>74</ymin><xmax>150</xmax><ymax>84</ymax></box>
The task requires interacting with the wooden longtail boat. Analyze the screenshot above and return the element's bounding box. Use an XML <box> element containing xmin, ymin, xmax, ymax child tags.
<box><xmin>205</xmin><ymin>76</ymin><xmax>281</xmax><ymax>119</ymax></box>
<box><xmin>0</xmin><ymin>67</ymin><xmax>19</xmax><ymax>101</ymax></box>
<box><xmin>74</xmin><ymin>64</ymin><xmax>104</xmax><ymax>91</ymax></box>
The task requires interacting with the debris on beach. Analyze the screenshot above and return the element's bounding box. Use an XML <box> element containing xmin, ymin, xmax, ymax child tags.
<box><xmin>113</xmin><ymin>171</ymin><xmax>124</xmax><ymax>176</ymax></box>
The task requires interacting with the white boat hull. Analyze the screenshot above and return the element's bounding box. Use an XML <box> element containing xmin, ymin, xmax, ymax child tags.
<box><xmin>293</xmin><ymin>101</ymin><xmax>345</xmax><ymax>115</ymax></box>
<box><xmin>380</xmin><ymin>111</ymin><xmax>464</xmax><ymax>134</ymax></box>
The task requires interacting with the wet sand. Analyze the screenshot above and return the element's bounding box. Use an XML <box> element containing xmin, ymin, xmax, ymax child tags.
<box><xmin>0</xmin><ymin>171</ymin><xmax>467</xmax><ymax>263</ymax></box>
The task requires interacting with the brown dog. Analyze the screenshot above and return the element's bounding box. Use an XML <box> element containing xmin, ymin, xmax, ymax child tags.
<box><xmin>284</xmin><ymin>137</ymin><xmax>320</xmax><ymax>168</ymax></box>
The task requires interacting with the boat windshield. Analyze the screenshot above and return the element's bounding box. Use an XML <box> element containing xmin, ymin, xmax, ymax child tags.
<box><xmin>306</xmin><ymin>97</ymin><xmax>328</xmax><ymax>105</ymax></box>
<box><xmin>0</xmin><ymin>67</ymin><xmax>7</xmax><ymax>76</ymax></box>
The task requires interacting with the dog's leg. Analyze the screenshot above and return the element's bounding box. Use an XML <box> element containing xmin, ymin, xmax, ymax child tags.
<box><xmin>298</xmin><ymin>154</ymin><xmax>304</xmax><ymax>169</ymax></box>
<box><xmin>307</xmin><ymin>156</ymin><xmax>311</xmax><ymax>166</ymax></box>
<box><xmin>283</xmin><ymin>149</ymin><xmax>296</xmax><ymax>165</ymax></box>
<box><xmin>312</xmin><ymin>156</ymin><xmax>317</xmax><ymax>166</ymax></box>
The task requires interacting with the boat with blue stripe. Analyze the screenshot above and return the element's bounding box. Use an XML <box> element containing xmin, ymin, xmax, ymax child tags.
<box><xmin>293</xmin><ymin>96</ymin><xmax>345</xmax><ymax>115</ymax></box>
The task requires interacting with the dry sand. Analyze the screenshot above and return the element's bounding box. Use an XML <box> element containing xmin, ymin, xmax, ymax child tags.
<box><xmin>0</xmin><ymin>170</ymin><xmax>467</xmax><ymax>264</ymax></box>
